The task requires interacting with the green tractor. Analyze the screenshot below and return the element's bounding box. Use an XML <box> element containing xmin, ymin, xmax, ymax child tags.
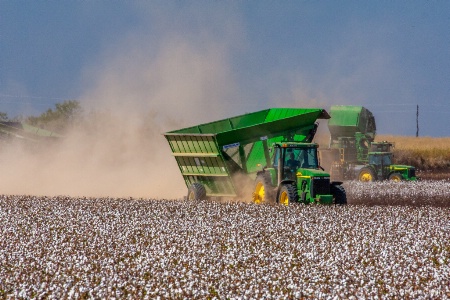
<box><xmin>253</xmin><ymin>142</ymin><xmax>346</xmax><ymax>205</ymax></box>
<box><xmin>357</xmin><ymin>141</ymin><xmax>416</xmax><ymax>182</ymax></box>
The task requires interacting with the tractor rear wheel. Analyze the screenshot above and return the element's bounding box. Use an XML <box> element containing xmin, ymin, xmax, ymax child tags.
<box><xmin>187</xmin><ymin>183</ymin><xmax>206</xmax><ymax>200</ymax></box>
<box><xmin>278</xmin><ymin>184</ymin><xmax>298</xmax><ymax>206</ymax></box>
<box><xmin>331</xmin><ymin>184</ymin><xmax>347</xmax><ymax>205</ymax></box>
<box><xmin>253</xmin><ymin>173</ymin><xmax>274</xmax><ymax>204</ymax></box>
<box><xmin>389</xmin><ymin>173</ymin><xmax>403</xmax><ymax>182</ymax></box>
<box><xmin>358</xmin><ymin>167</ymin><xmax>377</xmax><ymax>182</ymax></box>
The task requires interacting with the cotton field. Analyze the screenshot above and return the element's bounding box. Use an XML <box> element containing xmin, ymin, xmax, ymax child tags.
<box><xmin>0</xmin><ymin>182</ymin><xmax>449</xmax><ymax>299</ymax></box>
<box><xmin>345</xmin><ymin>179</ymin><xmax>450</xmax><ymax>206</ymax></box>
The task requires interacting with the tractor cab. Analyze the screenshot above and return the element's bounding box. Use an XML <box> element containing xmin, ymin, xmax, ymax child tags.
<box><xmin>272</xmin><ymin>143</ymin><xmax>320</xmax><ymax>181</ymax></box>
<box><xmin>368</xmin><ymin>152</ymin><xmax>393</xmax><ymax>179</ymax></box>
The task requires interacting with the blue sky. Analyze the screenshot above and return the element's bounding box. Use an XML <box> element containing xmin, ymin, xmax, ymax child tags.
<box><xmin>1</xmin><ymin>1</ymin><xmax>450</xmax><ymax>136</ymax></box>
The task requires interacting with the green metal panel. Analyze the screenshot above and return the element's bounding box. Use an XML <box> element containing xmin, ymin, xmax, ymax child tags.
<box><xmin>328</xmin><ymin>105</ymin><xmax>376</xmax><ymax>138</ymax></box>
<box><xmin>166</xmin><ymin>134</ymin><xmax>218</xmax><ymax>156</ymax></box>
<box><xmin>165</xmin><ymin>134</ymin><xmax>237</xmax><ymax>196</ymax></box>
<box><xmin>216</xmin><ymin>109</ymin><xmax>326</xmax><ymax>146</ymax></box>
<box><xmin>167</xmin><ymin>108</ymin><xmax>329</xmax><ymax>147</ymax></box>
<box><xmin>173</xmin><ymin>110</ymin><xmax>270</xmax><ymax>135</ymax></box>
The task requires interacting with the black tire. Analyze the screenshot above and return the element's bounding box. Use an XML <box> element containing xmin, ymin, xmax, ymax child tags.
<box><xmin>358</xmin><ymin>167</ymin><xmax>377</xmax><ymax>182</ymax></box>
<box><xmin>389</xmin><ymin>172</ymin><xmax>403</xmax><ymax>182</ymax></box>
<box><xmin>331</xmin><ymin>184</ymin><xmax>347</xmax><ymax>205</ymax></box>
<box><xmin>187</xmin><ymin>183</ymin><xmax>206</xmax><ymax>200</ymax></box>
<box><xmin>277</xmin><ymin>184</ymin><xmax>298</xmax><ymax>206</ymax></box>
<box><xmin>253</xmin><ymin>173</ymin><xmax>274</xmax><ymax>204</ymax></box>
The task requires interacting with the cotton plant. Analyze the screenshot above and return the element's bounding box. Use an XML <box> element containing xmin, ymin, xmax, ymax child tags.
<box><xmin>0</xmin><ymin>194</ymin><xmax>448</xmax><ymax>299</ymax></box>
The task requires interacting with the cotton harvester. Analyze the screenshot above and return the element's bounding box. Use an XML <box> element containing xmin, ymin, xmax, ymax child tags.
<box><xmin>319</xmin><ymin>105</ymin><xmax>416</xmax><ymax>182</ymax></box>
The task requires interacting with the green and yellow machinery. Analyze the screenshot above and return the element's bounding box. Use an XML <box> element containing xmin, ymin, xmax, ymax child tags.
<box><xmin>319</xmin><ymin>105</ymin><xmax>416</xmax><ymax>182</ymax></box>
<box><xmin>0</xmin><ymin>121</ymin><xmax>62</xmax><ymax>142</ymax></box>
<box><xmin>164</xmin><ymin>108</ymin><xmax>347</xmax><ymax>205</ymax></box>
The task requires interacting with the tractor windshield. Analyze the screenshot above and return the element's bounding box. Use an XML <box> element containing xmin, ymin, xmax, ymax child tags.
<box><xmin>272</xmin><ymin>146</ymin><xmax>319</xmax><ymax>180</ymax></box>
<box><xmin>284</xmin><ymin>147</ymin><xmax>318</xmax><ymax>170</ymax></box>
<box><xmin>369</xmin><ymin>154</ymin><xmax>392</xmax><ymax>166</ymax></box>
<box><xmin>382</xmin><ymin>154</ymin><xmax>392</xmax><ymax>165</ymax></box>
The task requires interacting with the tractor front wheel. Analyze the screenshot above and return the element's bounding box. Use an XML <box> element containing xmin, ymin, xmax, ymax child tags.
<box><xmin>331</xmin><ymin>184</ymin><xmax>347</xmax><ymax>205</ymax></box>
<box><xmin>187</xmin><ymin>183</ymin><xmax>206</xmax><ymax>200</ymax></box>
<box><xmin>278</xmin><ymin>184</ymin><xmax>298</xmax><ymax>206</ymax></box>
<box><xmin>389</xmin><ymin>173</ymin><xmax>403</xmax><ymax>182</ymax></box>
<box><xmin>358</xmin><ymin>167</ymin><xmax>377</xmax><ymax>182</ymax></box>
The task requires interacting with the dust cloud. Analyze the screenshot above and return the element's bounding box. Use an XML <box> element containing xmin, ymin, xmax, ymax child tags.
<box><xmin>0</xmin><ymin>35</ymin><xmax>240</xmax><ymax>199</ymax></box>
<box><xmin>0</xmin><ymin>9</ymin><xmax>338</xmax><ymax>199</ymax></box>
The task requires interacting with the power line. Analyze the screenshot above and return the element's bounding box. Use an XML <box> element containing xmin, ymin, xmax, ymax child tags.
<box><xmin>0</xmin><ymin>94</ymin><xmax>72</xmax><ymax>101</ymax></box>
<box><xmin>370</xmin><ymin>109</ymin><xmax>450</xmax><ymax>114</ymax></box>
<box><xmin>366</xmin><ymin>103</ymin><xmax>450</xmax><ymax>108</ymax></box>
<box><xmin>0</xmin><ymin>101</ymin><xmax>57</xmax><ymax>107</ymax></box>
<box><xmin>0</xmin><ymin>94</ymin><xmax>77</xmax><ymax>109</ymax></box>
<box><xmin>370</xmin><ymin>110</ymin><xmax>417</xmax><ymax>113</ymax></box>
<box><xmin>364</xmin><ymin>103</ymin><xmax>416</xmax><ymax>106</ymax></box>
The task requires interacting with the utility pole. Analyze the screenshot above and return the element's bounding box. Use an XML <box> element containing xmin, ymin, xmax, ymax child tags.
<box><xmin>416</xmin><ymin>105</ymin><xmax>419</xmax><ymax>137</ymax></box>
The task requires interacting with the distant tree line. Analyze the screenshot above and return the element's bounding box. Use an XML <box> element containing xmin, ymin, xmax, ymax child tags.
<box><xmin>0</xmin><ymin>100</ymin><xmax>83</xmax><ymax>133</ymax></box>
<box><xmin>0</xmin><ymin>112</ymin><xmax>8</xmax><ymax>122</ymax></box>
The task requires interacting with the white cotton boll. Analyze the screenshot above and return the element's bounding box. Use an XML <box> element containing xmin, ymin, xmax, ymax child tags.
<box><xmin>0</xmin><ymin>196</ymin><xmax>449</xmax><ymax>298</ymax></box>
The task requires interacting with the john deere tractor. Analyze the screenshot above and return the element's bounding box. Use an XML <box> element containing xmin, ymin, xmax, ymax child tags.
<box><xmin>357</xmin><ymin>141</ymin><xmax>416</xmax><ymax>182</ymax></box>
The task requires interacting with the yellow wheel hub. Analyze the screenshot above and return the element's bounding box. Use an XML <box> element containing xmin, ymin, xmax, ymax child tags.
<box><xmin>360</xmin><ymin>172</ymin><xmax>372</xmax><ymax>182</ymax></box>
<box><xmin>279</xmin><ymin>191</ymin><xmax>289</xmax><ymax>206</ymax></box>
<box><xmin>253</xmin><ymin>182</ymin><xmax>265</xmax><ymax>204</ymax></box>
<box><xmin>390</xmin><ymin>175</ymin><xmax>401</xmax><ymax>182</ymax></box>
<box><xmin>188</xmin><ymin>191</ymin><xmax>195</xmax><ymax>200</ymax></box>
